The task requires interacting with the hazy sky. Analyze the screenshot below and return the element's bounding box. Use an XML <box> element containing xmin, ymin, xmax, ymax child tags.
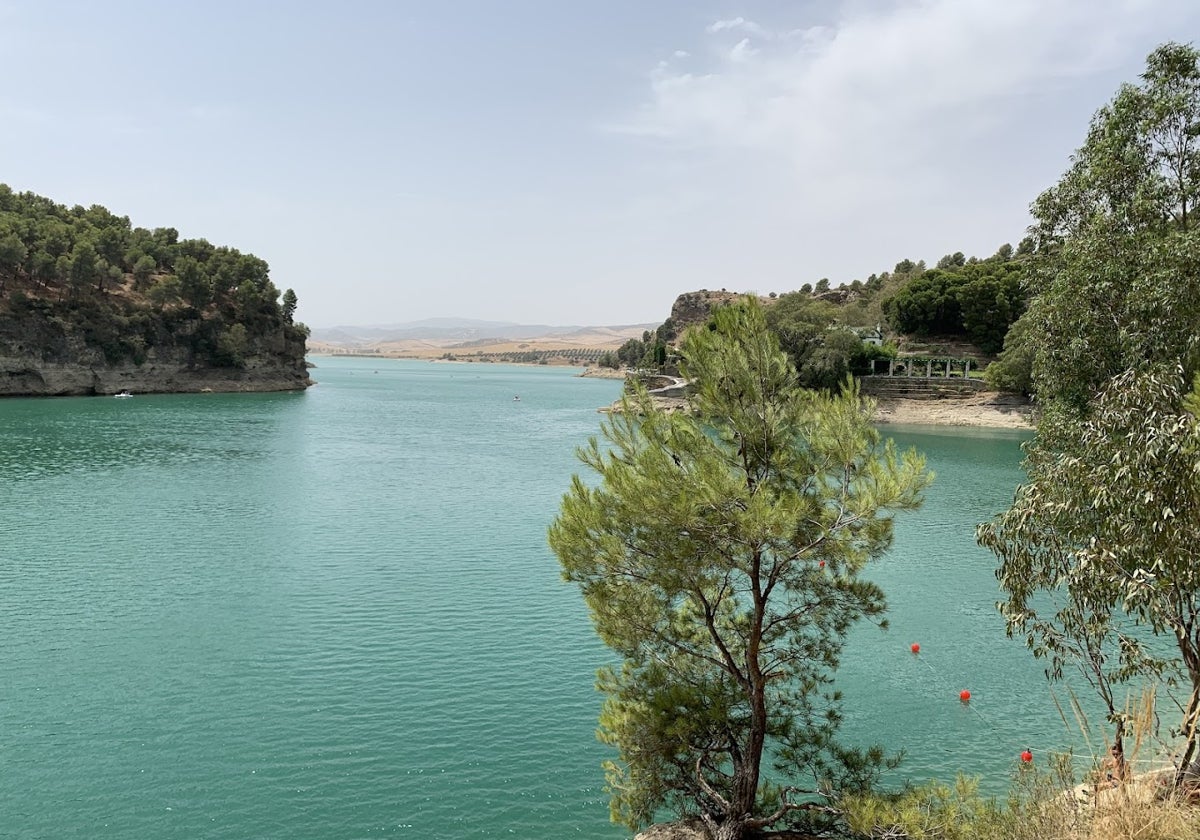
<box><xmin>2</xmin><ymin>1</ymin><xmax>1197</xmax><ymax>327</ymax></box>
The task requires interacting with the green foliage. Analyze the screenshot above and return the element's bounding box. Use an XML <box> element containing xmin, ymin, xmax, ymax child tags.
<box><xmin>845</xmin><ymin>775</ymin><xmax>1006</xmax><ymax>840</ymax></box>
<box><xmin>0</xmin><ymin>229</ymin><xmax>27</xmax><ymax>284</ymax></box>
<box><xmin>980</xmin><ymin>43</ymin><xmax>1200</xmax><ymax>784</ymax></box>
<box><xmin>801</xmin><ymin>329</ymin><xmax>864</xmax><ymax>391</ymax></box>
<box><xmin>597</xmin><ymin>351</ymin><xmax>619</xmax><ymax>369</ymax></box>
<box><xmin>882</xmin><ymin>257</ymin><xmax>1025</xmax><ymax>353</ymax></box>
<box><xmin>69</xmin><ymin>241</ymin><xmax>99</xmax><ymax>293</ymax></box>
<box><xmin>616</xmin><ymin>337</ymin><xmax>645</xmax><ymax>368</ymax></box>
<box><xmin>766</xmin><ymin>291</ymin><xmax>835</xmax><ymax>348</ymax></box>
<box><xmin>983</xmin><ymin>313</ymin><xmax>1035</xmax><ymax>395</ymax></box>
<box><xmin>0</xmin><ymin>183</ymin><xmax>303</xmax><ymax>368</ymax></box>
<box><xmin>936</xmin><ymin>251</ymin><xmax>966</xmax><ymax>269</ymax></box>
<box><xmin>215</xmin><ymin>323</ymin><xmax>250</xmax><ymax>367</ymax></box>
<box><xmin>842</xmin><ymin>757</ymin><xmax>1082</xmax><ymax>840</ymax></box>
<box><xmin>763</xmin><ymin>293</ymin><xmax>891</xmax><ymax>390</ymax></box>
<box><xmin>883</xmin><ymin>268</ymin><xmax>963</xmax><ymax>335</ymax></box>
<box><xmin>956</xmin><ymin>266</ymin><xmax>1024</xmax><ymax>353</ymax></box>
<box><xmin>654</xmin><ymin>317</ymin><xmax>677</xmax><ymax>345</ymax></box>
<box><xmin>146</xmin><ymin>274</ymin><xmax>182</xmax><ymax>311</ymax></box>
<box><xmin>981</xmin><ymin>367</ymin><xmax>1200</xmax><ymax>772</ymax></box>
<box><xmin>281</xmin><ymin>288</ymin><xmax>298</xmax><ymax>324</ymax></box>
<box><xmin>549</xmin><ymin>301</ymin><xmax>930</xmax><ymax>839</ymax></box>
<box><xmin>1021</xmin><ymin>42</ymin><xmax>1200</xmax><ymax>411</ymax></box>
<box><xmin>132</xmin><ymin>254</ymin><xmax>156</xmax><ymax>285</ymax></box>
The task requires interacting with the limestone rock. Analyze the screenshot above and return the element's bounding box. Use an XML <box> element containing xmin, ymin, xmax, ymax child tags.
<box><xmin>0</xmin><ymin>313</ymin><xmax>311</xmax><ymax>397</ymax></box>
<box><xmin>668</xmin><ymin>290</ymin><xmax>750</xmax><ymax>334</ymax></box>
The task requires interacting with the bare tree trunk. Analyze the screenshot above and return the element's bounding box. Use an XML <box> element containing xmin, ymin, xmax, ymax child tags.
<box><xmin>709</xmin><ymin>819</ymin><xmax>746</xmax><ymax>840</ymax></box>
<box><xmin>1175</xmin><ymin>685</ymin><xmax>1200</xmax><ymax>787</ymax></box>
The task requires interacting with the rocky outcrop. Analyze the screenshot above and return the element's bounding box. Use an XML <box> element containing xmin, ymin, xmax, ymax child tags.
<box><xmin>669</xmin><ymin>291</ymin><xmax>754</xmax><ymax>334</ymax></box>
<box><xmin>0</xmin><ymin>313</ymin><xmax>311</xmax><ymax>397</ymax></box>
<box><xmin>0</xmin><ymin>353</ymin><xmax>311</xmax><ymax>396</ymax></box>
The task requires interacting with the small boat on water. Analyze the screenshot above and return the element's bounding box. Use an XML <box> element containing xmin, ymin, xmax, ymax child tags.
<box><xmin>513</xmin><ymin>395</ymin><xmax>521</xmax><ymax>401</ymax></box>
<box><xmin>114</xmin><ymin>390</ymin><xmax>133</xmax><ymax>399</ymax></box>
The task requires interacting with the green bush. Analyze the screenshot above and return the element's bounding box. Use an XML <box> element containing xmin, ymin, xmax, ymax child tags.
<box><xmin>841</xmin><ymin>756</ymin><xmax>1082</xmax><ymax>840</ymax></box>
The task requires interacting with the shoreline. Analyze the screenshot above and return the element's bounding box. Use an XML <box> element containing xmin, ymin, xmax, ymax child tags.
<box><xmin>605</xmin><ymin>394</ymin><xmax>1034</xmax><ymax>429</ymax></box>
<box><xmin>312</xmin><ymin>359</ymin><xmax>1034</xmax><ymax>430</ymax></box>
<box><xmin>596</xmin><ymin>379</ymin><xmax>1034</xmax><ymax>430</ymax></box>
<box><xmin>872</xmin><ymin>392</ymin><xmax>1033</xmax><ymax>430</ymax></box>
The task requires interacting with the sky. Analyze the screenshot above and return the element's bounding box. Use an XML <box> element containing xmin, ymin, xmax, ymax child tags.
<box><xmin>2</xmin><ymin>1</ymin><xmax>1198</xmax><ymax>328</ymax></box>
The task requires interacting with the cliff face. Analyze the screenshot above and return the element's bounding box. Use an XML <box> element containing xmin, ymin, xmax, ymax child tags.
<box><xmin>0</xmin><ymin>311</ymin><xmax>311</xmax><ymax>397</ymax></box>
<box><xmin>0</xmin><ymin>183</ymin><xmax>313</xmax><ymax>398</ymax></box>
<box><xmin>669</xmin><ymin>290</ymin><xmax>755</xmax><ymax>334</ymax></box>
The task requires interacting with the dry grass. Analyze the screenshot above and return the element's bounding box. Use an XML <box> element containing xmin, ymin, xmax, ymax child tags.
<box><xmin>1087</xmin><ymin>792</ymin><xmax>1200</xmax><ymax>840</ymax></box>
<box><xmin>844</xmin><ymin>689</ymin><xmax>1200</xmax><ymax>839</ymax></box>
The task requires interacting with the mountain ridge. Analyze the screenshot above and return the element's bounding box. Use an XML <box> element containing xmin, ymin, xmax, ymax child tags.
<box><xmin>310</xmin><ymin>320</ymin><xmax>659</xmax><ymax>346</ymax></box>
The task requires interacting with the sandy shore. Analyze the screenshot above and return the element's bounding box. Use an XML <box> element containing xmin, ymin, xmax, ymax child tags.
<box><xmin>577</xmin><ymin>367</ymin><xmax>628</xmax><ymax>379</ymax></box>
<box><xmin>600</xmin><ymin>383</ymin><xmax>1034</xmax><ymax>430</ymax></box>
<box><xmin>872</xmin><ymin>392</ymin><xmax>1033</xmax><ymax>429</ymax></box>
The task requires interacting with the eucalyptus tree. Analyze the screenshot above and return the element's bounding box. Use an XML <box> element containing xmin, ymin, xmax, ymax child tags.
<box><xmin>550</xmin><ymin>301</ymin><xmax>929</xmax><ymax>840</ymax></box>
<box><xmin>979</xmin><ymin>44</ymin><xmax>1200</xmax><ymax>780</ymax></box>
<box><xmin>980</xmin><ymin>368</ymin><xmax>1200</xmax><ymax>775</ymax></box>
<box><xmin>1023</xmin><ymin>42</ymin><xmax>1200</xmax><ymax>411</ymax></box>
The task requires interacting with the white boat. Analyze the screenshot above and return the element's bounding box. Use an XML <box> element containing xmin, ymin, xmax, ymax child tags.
<box><xmin>113</xmin><ymin>390</ymin><xmax>133</xmax><ymax>399</ymax></box>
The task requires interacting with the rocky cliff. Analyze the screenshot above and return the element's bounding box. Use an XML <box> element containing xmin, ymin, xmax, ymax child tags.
<box><xmin>0</xmin><ymin>308</ymin><xmax>311</xmax><ymax>397</ymax></box>
<box><xmin>668</xmin><ymin>290</ymin><xmax>751</xmax><ymax>334</ymax></box>
<box><xmin>0</xmin><ymin>183</ymin><xmax>313</xmax><ymax>398</ymax></box>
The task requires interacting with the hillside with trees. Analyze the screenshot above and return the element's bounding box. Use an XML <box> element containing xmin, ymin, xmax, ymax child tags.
<box><xmin>0</xmin><ymin>184</ymin><xmax>310</xmax><ymax>395</ymax></box>
<box><xmin>624</xmin><ymin>242</ymin><xmax>1032</xmax><ymax>397</ymax></box>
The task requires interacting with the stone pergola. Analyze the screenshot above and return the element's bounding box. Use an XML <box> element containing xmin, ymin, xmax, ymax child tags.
<box><xmin>869</xmin><ymin>357</ymin><xmax>974</xmax><ymax>378</ymax></box>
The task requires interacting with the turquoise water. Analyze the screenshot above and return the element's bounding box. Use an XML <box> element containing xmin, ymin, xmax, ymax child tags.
<box><xmin>1</xmin><ymin>358</ymin><xmax>1084</xmax><ymax>839</ymax></box>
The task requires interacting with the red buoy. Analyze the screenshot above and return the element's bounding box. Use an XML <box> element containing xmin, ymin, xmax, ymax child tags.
<box><xmin>959</xmin><ymin>690</ymin><xmax>971</xmax><ymax>702</ymax></box>
<box><xmin>1020</xmin><ymin>750</ymin><xmax>1033</xmax><ymax>763</ymax></box>
<box><xmin>819</xmin><ymin>561</ymin><xmax>825</xmax><ymax>569</ymax></box>
<box><xmin>910</xmin><ymin>643</ymin><xmax>920</xmax><ymax>654</ymax></box>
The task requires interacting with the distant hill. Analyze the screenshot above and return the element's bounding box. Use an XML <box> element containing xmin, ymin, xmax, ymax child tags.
<box><xmin>310</xmin><ymin>319</ymin><xmax>658</xmax><ymax>348</ymax></box>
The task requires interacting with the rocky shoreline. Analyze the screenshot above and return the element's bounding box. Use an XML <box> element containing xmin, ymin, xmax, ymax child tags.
<box><xmin>0</xmin><ymin>354</ymin><xmax>312</xmax><ymax>397</ymax></box>
<box><xmin>583</xmin><ymin>370</ymin><xmax>1033</xmax><ymax>430</ymax></box>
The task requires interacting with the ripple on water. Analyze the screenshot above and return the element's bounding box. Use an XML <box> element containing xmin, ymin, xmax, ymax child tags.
<box><xmin>0</xmin><ymin>362</ymin><xmax>1067</xmax><ymax>839</ymax></box>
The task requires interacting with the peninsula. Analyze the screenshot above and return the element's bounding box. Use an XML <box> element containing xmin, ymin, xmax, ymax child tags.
<box><xmin>0</xmin><ymin>184</ymin><xmax>310</xmax><ymax>397</ymax></box>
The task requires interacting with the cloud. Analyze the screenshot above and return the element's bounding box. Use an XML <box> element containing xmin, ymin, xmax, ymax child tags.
<box><xmin>728</xmin><ymin>38</ymin><xmax>758</xmax><ymax>63</ymax></box>
<box><xmin>617</xmin><ymin>0</ymin><xmax>1186</xmax><ymax>191</ymax></box>
<box><xmin>706</xmin><ymin>16</ymin><xmax>771</xmax><ymax>37</ymax></box>
<box><xmin>598</xmin><ymin>0</ymin><xmax>1200</xmax><ymax>291</ymax></box>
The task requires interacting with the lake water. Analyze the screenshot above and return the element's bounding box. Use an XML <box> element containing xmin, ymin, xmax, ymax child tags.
<box><xmin>0</xmin><ymin>357</ymin><xmax>1094</xmax><ymax>839</ymax></box>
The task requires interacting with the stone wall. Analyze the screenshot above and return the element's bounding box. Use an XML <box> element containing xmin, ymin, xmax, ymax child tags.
<box><xmin>859</xmin><ymin>375</ymin><xmax>989</xmax><ymax>400</ymax></box>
